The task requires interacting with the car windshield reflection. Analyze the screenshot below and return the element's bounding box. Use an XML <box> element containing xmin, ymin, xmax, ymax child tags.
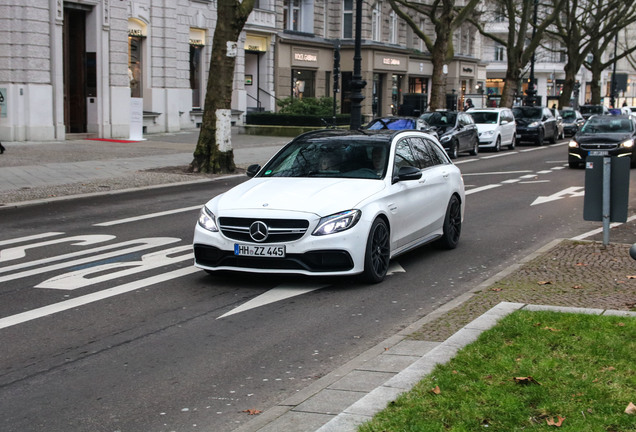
<box><xmin>580</xmin><ymin>117</ymin><xmax>633</xmax><ymax>134</ymax></box>
<box><xmin>512</xmin><ymin>107</ymin><xmax>542</xmax><ymax>119</ymax></box>
<box><xmin>259</xmin><ymin>138</ymin><xmax>390</xmax><ymax>180</ymax></box>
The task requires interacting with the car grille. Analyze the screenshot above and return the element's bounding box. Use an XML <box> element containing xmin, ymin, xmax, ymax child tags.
<box><xmin>218</xmin><ymin>217</ymin><xmax>310</xmax><ymax>243</ymax></box>
<box><xmin>580</xmin><ymin>141</ymin><xmax>619</xmax><ymax>151</ymax></box>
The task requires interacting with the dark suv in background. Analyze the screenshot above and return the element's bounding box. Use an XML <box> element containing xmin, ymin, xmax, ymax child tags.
<box><xmin>579</xmin><ymin>104</ymin><xmax>609</xmax><ymax>120</ymax></box>
<box><xmin>417</xmin><ymin>110</ymin><xmax>478</xmax><ymax>158</ymax></box>
<box><xmin>512</xmin><ymin>106</ymin><xmax>558</xmax><ymax>145</ymax></box>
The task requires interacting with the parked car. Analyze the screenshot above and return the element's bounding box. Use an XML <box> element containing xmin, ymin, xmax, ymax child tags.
<box><xmin>364</xmin><ymin>116</ymin><xmax>438</xmax><ymax>138</ymax></box>
<box><xmin>560</xmin><ymin>109</ymin><xmax>585</xmax><ymax>137</ymax></box>
<box><xmin>467</xmin><ymin>107</ymin><xmax>517</xmax><ymax>151</ymax></box>
<box><xmin>193</xmin><ymin>129</ymin><xmax>465</xmax><ymax>283</ymax></box>
<box><xmin>418</xmin><ymin>110</ymin><xmax>479</xmax><ymax>158</ymax></box>
<box><xmin>550</xmin><ymin>108</ymin><xmax>565</xmax><ymax>140</ymax></box>
<box><xmin>512</xmin><ymin>106</ymin><xmax>558</xmax><ymax>145</ymax></box>
<box><xmin>568</xmin><ymin>115</ymin><xmax>636</xmax><ymax>168</ymax></box>
<box><xmin>626</xmin><ymin>106</ymin><xmax>636</xmax><ymax>119</ymax></box>
<box><xmin>579</xmin><ymin>104</ymin><xmax>609</xmax><ymax>120</ymax></box>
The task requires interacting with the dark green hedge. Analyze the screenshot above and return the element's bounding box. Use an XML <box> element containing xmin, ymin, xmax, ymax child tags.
<box><xmin>246</xmin><ymin>112</ymin><xmax>362</xmax><ymax>127</ymax></box>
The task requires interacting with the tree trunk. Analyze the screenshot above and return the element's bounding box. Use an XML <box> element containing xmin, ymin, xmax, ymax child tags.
<box><xmin>191</xmin><ymin>0</ymin><xmax>254</xmax><ymax>174</ymax></box>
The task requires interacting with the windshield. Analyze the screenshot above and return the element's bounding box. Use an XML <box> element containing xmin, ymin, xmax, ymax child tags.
<box><xmin>366</xmin><ymin>118</ymin><xmax>415</xmax><ymax>130</ymax></box>
<box><xmin>580</xmin><ymin>106</ymin><xmax>604</xmax><ymax>114</ymax></box>
<box><xmin>258</xmin><ymin>137</ymin><xmax>391</xmax><ymax>179</ymax></box>
<box><xmin>580</xmin><ymin>117</ymin><xmax>633</xmax><ymax>134</ymax></box>
<box><xmin>468</xmin><ymin>112</ymin><xmax>499</xmax><ymax>124</ymax></box>
<box><xmin>512</xmin><ymin>107</ymin><xmax>542</xmax><ymax>119</ymax></box>
<box><xmin>419</xmin><ymin>112</ymin><xmax>457</xmax><ymax>127</ymax></box>
<box><xmin>561</xmin><ymin>110</ymin><xmax>576</xmax><ymax>120</ymax></box>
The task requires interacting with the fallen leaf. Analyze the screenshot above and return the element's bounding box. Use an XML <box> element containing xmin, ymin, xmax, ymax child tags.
<box><xmin>537</xmin><ymin>281</ymin><xmax>552</xmax><ymax>285</ymax></box>
<box><xmin>575</xmin><ymin>262</ymin><xmax>588</xmax><ymax>266</ymax></box>
<box><xmin>617</xmin><ymin>322</ymin><xmax>625</xmax><ymax>327</ymax></box>
<box><xmin>489</xmin><ymin>287</ymin><xmax>503</xmax><ymax>292</ymax></box>
<box><xmin>546</xmin><ymin>415</ymin><xmax>566</xmax><ymax>426</ymax></box>
<box><xmin>572</xmin><ymin>285</ymin><xmax>583</xmax><ymax>289</ymax></box>
<box><xmin>625</xmin><ymin>402</ymin><xmax>636</xmax><ymax>415</ymax></box>
<box><xmin>542</xmin><ymin>326</ymin><xmax>560</xmax><ymax>332</ymax></box>
<box><xmin>242</xmin><ymin>409</ymin><xmax>262</xmax><ymax>415</ymax></box>
<box><xmin>514</xmin><ymin>376</ymin><xmax>541</xmax><ymax>385</ymax></box>
<box><xmin>601</xmin><ymin>366</ymin><xmax>616</xmax><ymax>372</ymax></box>
<box><xmin>430</xmin><ymin>385</ymin><xmax>441</xmax><ymax>395</ymax></box>
<box><xmin>627</xmin><ymin>275</ymin><xmax>636</xmax><ymax>279</ymax></box>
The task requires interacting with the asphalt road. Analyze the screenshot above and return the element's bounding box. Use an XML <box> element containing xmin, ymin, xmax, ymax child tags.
<box><xmin>1</xmin><ymin>141</ymin><xmax>633</xmax><ymax>432</ymax></box>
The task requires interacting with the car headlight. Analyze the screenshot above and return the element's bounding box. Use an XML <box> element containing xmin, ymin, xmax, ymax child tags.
<box><xmin>198</xmin><ymin>206</ymin><xmax>219</xmax><ymax>232</ymax></box>
<box><xmin>481</xmin><ymin>130</ymin><xmax>495</xmax><ymax>137</ymax></box>
<box><xmin>620</xmin><ymin>139</ymin><xmax>634</xmax><ymax>149</ymax></box>
<box><xmin>313</xmin><ymin>210</ymin><xmax>361</xmax><ymax>236</ymax></box>
<box><xmin>568</xmin><ymin>140</ymin><xmax>579</xmax><ymax>148</ymax></box>
<box><xmin>440</xmin><ymin>135</ymin><xmax>451</xmax><ymax>142</ymax></box>
<box><xmin>528</xmin><ymin>121</ymin><xmax>540</xmax><ymax>128</ymax></box>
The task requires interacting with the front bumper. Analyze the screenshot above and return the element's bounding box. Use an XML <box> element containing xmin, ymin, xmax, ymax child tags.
<box><xmin>568</xmin><ymin>145</ymin><xmax>634</xmax><ymax>164</ymax></box>
<box><xmin>516</xmin><ymin>127</ymin><xmax>540</xmax><ymax>142</ymax></box>
<box><xmin>193</xmin><ymin>219</ymin><xmax>368</xmax><ymax>276</ymax></box>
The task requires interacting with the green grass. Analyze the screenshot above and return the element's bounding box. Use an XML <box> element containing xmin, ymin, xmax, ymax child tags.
<box><xmin>359</xmin><ymin>310</ymin><xmax>636</xmax><ymax>431</ymax></box>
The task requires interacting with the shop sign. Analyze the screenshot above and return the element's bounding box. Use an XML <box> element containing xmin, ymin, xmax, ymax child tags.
<box><xmin>292</xmin><ymin>48</ymin><xmax>319</xmax><ymax>66</ymax></box>
<box><xmin>128</xmin><ymin>19</ymin><xmax>147</xmax><ymax>37</ymax></box>
<box><xmin>374</xmin><ymin>53</ymin><xmax>407</xmax><ymax>71</ymax></box>
<box><xmin>189</xmin><ymin>28</ymin><xmax>206</xmax><ymax>46</ymax></box>
<box><xmin>245</xmin><ymin>35</ymin><xmax>268</xmax><ymax>52</ymax></box>
<box><xmin>383</xmin><ymin>57</ymin><xmax>401</xmax><ymax>66</ymax></box>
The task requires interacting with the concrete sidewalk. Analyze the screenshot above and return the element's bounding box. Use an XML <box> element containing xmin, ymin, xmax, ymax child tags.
<box><xmin>0</xmin><ymin>128</ymin><xmax>289</xmax><ymax>204</ymax></box>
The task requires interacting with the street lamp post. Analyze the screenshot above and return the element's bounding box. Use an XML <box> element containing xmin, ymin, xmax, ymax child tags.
<box><xmin>610</xmin><ymin>33</ymin><xmax>618</xmax><ymax>108</ymax></box>
<box><xmin>525</xmin><ymin>0</ymin><xmax>538</xmax><ymax>106</ymax></box>
<box><xmin>349</xmin><ymin>0</ymin><xmax>367</xmax><ymax>130</ymax></box>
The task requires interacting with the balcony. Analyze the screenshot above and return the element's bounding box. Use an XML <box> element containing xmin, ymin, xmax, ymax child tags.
<box><xmin>246</xmin><ymin>8</ymin><xmax>276</xmax><ymax>30</ymax></box>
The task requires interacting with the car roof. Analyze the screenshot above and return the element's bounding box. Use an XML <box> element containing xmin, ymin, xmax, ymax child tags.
<box><xmin>291</xmin><ymin>128</ymin><xmax>428</xmax><ymax>144</ymax></box>
<box><xmin>467</xmin><ymin>107</ymin><xmax>509</xmax><ymax>111</ymax></box>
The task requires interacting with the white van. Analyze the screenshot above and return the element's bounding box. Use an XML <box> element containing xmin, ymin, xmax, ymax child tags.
<box><xmin>467</xmin><ymin>108</ymin><xmax>517</xmax><ymax>151</ymax></box>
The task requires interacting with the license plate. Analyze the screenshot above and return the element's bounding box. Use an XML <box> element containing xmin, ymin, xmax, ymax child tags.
<box><xmin>588</xmin><ymin>150</ymin><xmax>609</xmax><ymax>156</ymax></box>
<box><xmin>234</xmin><ymin>244</ymin><xmax>286</xmax><ymax>257</ymax></box>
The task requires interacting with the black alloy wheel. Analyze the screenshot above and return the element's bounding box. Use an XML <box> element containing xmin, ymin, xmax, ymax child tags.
<box><xmin>436</xmin><ymin>195</ymin><xmax>462</xmax><ymax>249</ymax></box>
<box><xmin>536</xmin><ymin>129</ymin><xmax>545</xmax><ymax>146</ymax></box>
<box><xmin>362</xmin><ymin>218</ymin><xmax>390</xmax><ymax>283</ymax></box>
<box><xmin>469</xmin><ymin>136</ymin><xmax>479</xmax><ymax>156</ymax></box>
<box><xmin>449</xmin><ymin>140</ymin><xmax>459</xmax><ymax>159</ymax></box>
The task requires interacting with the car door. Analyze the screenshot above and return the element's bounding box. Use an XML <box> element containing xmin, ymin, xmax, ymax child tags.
<box><xmin>543</xmin><ymin>108</ymin><xmax>556</xmax><ymax>139</ymax></box>
<box><xmin>457</xmin><ymin>113</ymin><xmax>472</xmax><ymax>151</ymax></box>
<box><xmin>501</xmin><ymin>110</ymin><xmax>514</xmax><ymax>144</ymax></box>
<box><xmin>408</xmin><ymin>137</ymin><xmax>453</xmax><ymax>241</ymax></box>
<box><xmin>387</xmin><ymin>137</ymin><xmax>427</xmax><ymax>249</ymax></box>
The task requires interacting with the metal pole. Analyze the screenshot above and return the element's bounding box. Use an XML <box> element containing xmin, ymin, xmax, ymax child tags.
<box><xmin>602</xmin><ymin>156</ymin><xmax>611</xmax><ymax>246</ymax></box>
<box><xmin>349</xmin><ymin>0</ymin><xmax>366</xmax><ymax>130</ymax></box>
<box><xmin>525</xmin><ymin>0</ymin><xmax>538</xmax><ymax>106</ymax></box>
<box><xmin>610</xmin><ymin>33</ymin><xmax>618</xmax><ymax>108</ymax></box>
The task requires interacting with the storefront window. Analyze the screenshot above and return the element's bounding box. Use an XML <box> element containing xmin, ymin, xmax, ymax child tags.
<box><xmin>391</xmin><ymin>74</ymin><xmax>403</xmax><ymax>115</ymax></box>
<box><xmin>408</xmin><ymin>77</ymin><xmax>428</xmax><ymax>94</ymax></box>
<box><xmin>190</xmin><ymin>45</ymin><xmax>203</xmax><ymax>108</ymax></box>
<box><xmin>292</xmin><ymin>69</ymin><xmax>316</xmax><ymax>99</ymax></box>
<box><xmin>128</xmin><ymin>35</ymin><xmax>143</xmax><ymax>98</ymax></box>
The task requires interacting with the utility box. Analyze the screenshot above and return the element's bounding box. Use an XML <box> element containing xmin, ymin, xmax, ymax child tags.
<box><xmin>583</xmin><ymin>155</ymin><xmax>630</xmax><ymax>222</ymax></box>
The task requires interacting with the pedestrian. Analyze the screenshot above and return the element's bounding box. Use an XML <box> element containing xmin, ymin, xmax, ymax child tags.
<box><xmin>0</xmin><ymin>141</ymin><xmax>5</xmax><ymax>154</ymax></box>
<box><xmin>463</xmin><ymin>98</ymin><xmax>474</xmax><ymax>111</ymax></box>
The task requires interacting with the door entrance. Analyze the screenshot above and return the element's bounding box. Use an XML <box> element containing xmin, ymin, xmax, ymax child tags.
<box><xmin>63</xmin><ymin>7</ymin><xmax>87</xmax><ymax>133</ymax></box>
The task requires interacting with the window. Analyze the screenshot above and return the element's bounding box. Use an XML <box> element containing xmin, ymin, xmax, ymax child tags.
<box><xmin>393</xmin><ymin>139</ymin><xmax>418</xmax><ymax>173</ymax></box>
<box><xmin>494</xmin><ymin>44</ymin><xmax>505</xmax><ymax>62</ymax></box>
<box><xmin>409</xmin><ymin>137</ymin><xmax>435</xmax><ymax>169</ymax></box>
<box><xmin>292</xmin><ymin>69</ymin><xmax>315</xmax><ymax>99</ymax></box>
<box><xmin>389</xmin><ymin>10</ymin><xmax>398</xmax><ymax>44</ymax></box>
<box><xmin>189</xmin><ymin>44</ymin><xmax>203</xmax><ymax>108</ymax></box>
<box><xmin>128</xmin><ymin>35</ymin><xmax>143</xmax><ymax>98</ymax></box>
<box><xmin>283</xmin><ymin>0</ymin><xmax>301</xmax><ymax>31</ymax></box>
<box><xmin>372</xmin><ymin>2</ymin><xmax>381</xmax><ymax>42</ymax></box>
<box><xmin>343</xmin><ymin>0</ymin><xmax>353</xmax><ymax>38</ymax></box>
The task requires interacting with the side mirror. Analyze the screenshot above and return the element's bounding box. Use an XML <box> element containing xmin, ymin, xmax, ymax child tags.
<box><xmin>392</xmin><ymin>166</ymin><xmax>422</xmax><ymax>184</ymax></box>
<box><xmin>246</xmin><ymin>164</ymin><xmax>261</xmax><ymax>178</ymax></box>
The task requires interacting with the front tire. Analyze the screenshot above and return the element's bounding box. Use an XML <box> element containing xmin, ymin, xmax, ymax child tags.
<box><xmin>508</xmin><ymin>134</ymin><xmax>516</xmax><ymax>150</ymax></box>
<box><xmin>536</xmin><ymin>129</ymin><xmax>545</xmax><ymax>146</ymax></box>
<box><xmin>436</xmin><ymin>195</ymin><xmax>462</xmax><ymax>249</ymax></box>
<box><xmin>449</xmin><ymin>140</ymin><xmax>459</xmax><ymax>159</ymax></box>
<box><xmin>362</xmin><ymin>218</ymin><xmax>390</xmax><ymax>283</ymax></box>
<box><xmin>494</xmin><ymin>136</ymin><xmax>501</xmax><ymax>152</ymax></box>
<box><xmin>469</xmin><ymin>136</ymin><xmax>479</xmax><ymax>156</ymax></box>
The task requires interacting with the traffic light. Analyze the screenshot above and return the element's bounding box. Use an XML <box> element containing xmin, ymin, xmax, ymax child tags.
<box><xmin>333</xmin><ymin>45</ymin><xmax>340</xmax><ymax>93</ymax></box>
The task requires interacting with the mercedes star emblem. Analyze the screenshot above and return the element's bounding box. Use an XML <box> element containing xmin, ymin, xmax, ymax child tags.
<box><xmin>249</xmin><ymin>221</ymin><xmax>269</xmax><ymax>242</ymax></box>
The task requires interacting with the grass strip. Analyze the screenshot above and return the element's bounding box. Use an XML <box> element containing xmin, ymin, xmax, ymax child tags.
<box><xmin>359</xmin><ymin>310</ymin><xmax>636</xmax><ymax>431</ymax></box>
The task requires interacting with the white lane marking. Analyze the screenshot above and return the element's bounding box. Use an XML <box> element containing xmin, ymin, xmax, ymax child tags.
<box><xmin>531</xmin><ymin>186</ymin><xmax>585</xmax><ymax>206</ymax></box>
<box><xmin>0</xmin><ymin>235</ymin><xmax>115</xmax><ymax>263</ymax></box>
<box><xmin>520</xmin><ymin>148</ymin><xmax>544</xmax><ymax>152</ymax></box>
<box><xmin>571</xmin><ymin>215</ymin><xmax>636</xmax><ymax>240</ymax></box>
<box><xmin>520</xmin><ymin>174</ymin><xmax>538</xmax><ymax>179</ymax></box>
<box><xmin>453</xmin><ymin>159</ymin><xmax>479</xmax><ymax>165</ymax></box>
<box><xmin>0</xmin><ymin>267</ymin><xmax>200</xmax><ymax>331</ymax></box>
<box><xmin>217</xmin><ymin>283</ymin><xmax>329</xmax><ymax>319</ymax></box>
<box><xmin>0</xmin><ymin>232</ymin><xmax>63</xmax><ymax>247</ymax></box>
<box><xmin>36</xmin><ymin>247</ymin><xmax>193</xmax><ymax>290</ymax></box>
<box><xmin>462</xmin><ymin>170</ymin><xmax>532</xmax><ymax>176</ymax></box>
<box><xmin>537</xmin><ymin>170</ymin><xmax>552</xmax><ymax>174</ymax></box>
<box><xmin>501</xmin><ymin>179</ymin><xmax>521</xmax><ymax>184</ymax></box>
<box><xmin>0</xmin><ymin>237</ymin><xmax>181</xmax><ymax>283</ymax></box>
<box><xmin>387</xmin><ymin>262</ymin><xmax>405</xmax><ymax>275</ymax></box>
<box><xmin>519</xmin><ymin>180</ymin><xmax>551</xmax><ymax>184</ymax></box>
<box><xmin>95</xmin><ymin>205</ymin><xmax>203</xmax><ymax>226</ymax></box>
<box><xmin>465</xmin><ymin>184</ymin><xmax>502</xmax><ymax>195</ymax></box>
<box><xmin>481</xmin><ymin>152</ymin><xmax>518</xmax><ymax>159</ymax></box>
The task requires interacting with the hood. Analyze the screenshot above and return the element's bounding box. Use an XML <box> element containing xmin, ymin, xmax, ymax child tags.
<box><xmin>575</xmin><ymin>132</ymin><xmax>632</xmax><ymax>144</ymax></box>
<box><xmin>514</xmin><ymin>117</ymin><xmax>539</xmax><ymax>126</ymax></box>
<box><xmin>211</xmin><ymin>177</ymin><xmax>386</xmax><ymax>216</ymax></box>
